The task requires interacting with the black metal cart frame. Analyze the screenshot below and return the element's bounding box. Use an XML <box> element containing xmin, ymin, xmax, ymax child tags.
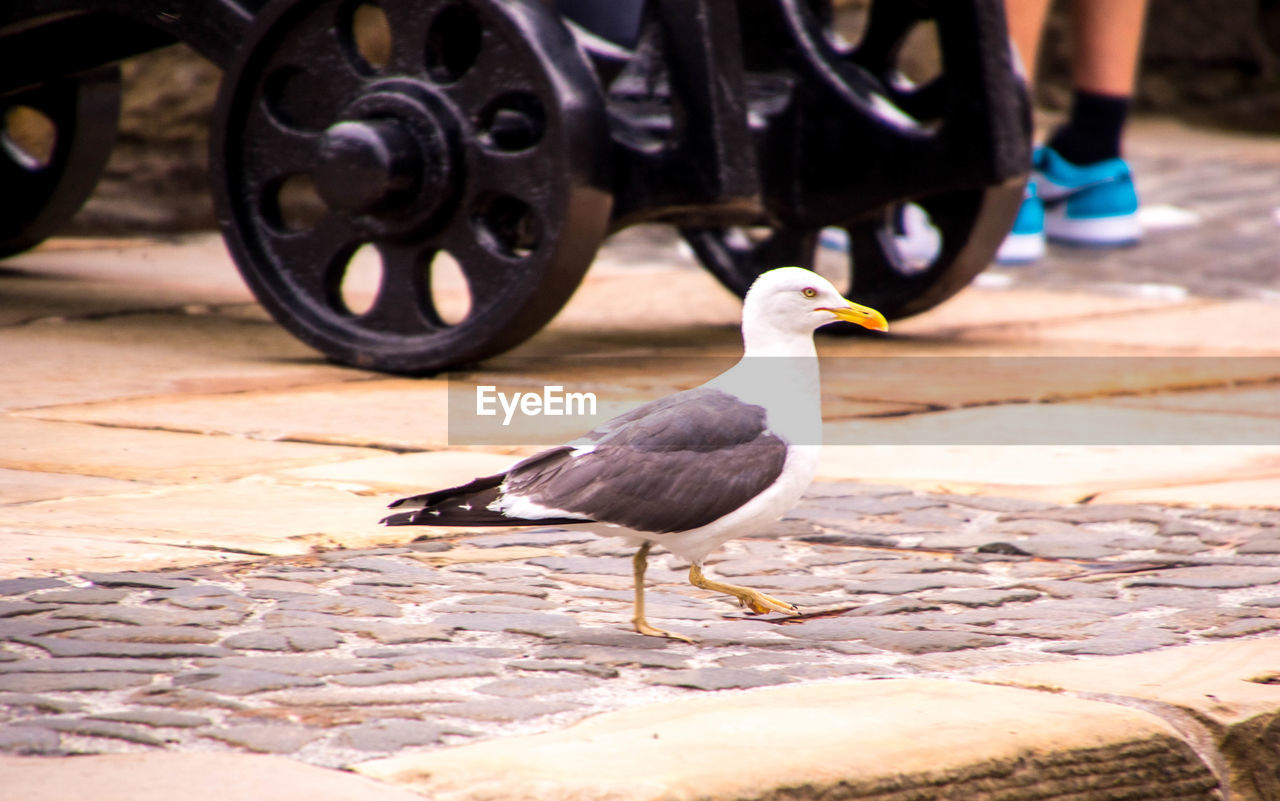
<box><xmin>1</xmin><ymin>0</ymin><xmax>1030</xmax><ymax>373</ymax></box>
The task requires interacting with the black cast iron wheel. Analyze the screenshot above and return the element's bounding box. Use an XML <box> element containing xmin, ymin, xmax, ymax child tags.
<box><xmin>681</xmin><ymin>0</ymin><xmax>1026</xmax><ymax>327</ymax></box>
<box><xmin>0</xmin><ymin>68</ymin><xmax>121</xmax><ymax>258</ymax></box>
<box><xmin>681</xmin><ymin>184</ymin><xmax>1022</xmax><ymax>324</ymax></box>
<box><xmin>211</xmin><ymin>0</ymin><xmax>612</xmax><ymax>374</ymax></box>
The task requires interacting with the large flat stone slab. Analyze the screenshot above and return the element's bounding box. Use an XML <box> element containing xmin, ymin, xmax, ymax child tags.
<box><xmin>15</xmin><ymin>235</ymin><xmax>252</xmax><ymax>299</ymax></box>
<box><xmin>0</xmin><ymin>752</ymin><xmax>424</xmax><ymax>801</ymax></box>
<box><xmin>818</xmin><ymin>353</ymin><xmax>1280</xmax><ymax>409</ymax></box>
<box><xmin>888</xmin><ymin>285</ymin><xmax>1193</xmax><ymax>337</ymax></box>
<box><xmin>825</xmin><ymin>403</ymin><xmax>1280</xmax><ymax>446</ymax></box>
<box><xmin>979</xmin><ymin>299</ymin><xmax>1280</xmax><ymax>354</ymax></box>
<box><xmin>980</xmin><ymin>639</ymin><xmax>1280</xmax><ymax>728</ymax></box>
<box><xmin>0</xmin><ymin>482</ymin><xmax>403</xmax><ymax>568</ymax></box>
<box><xmin>23</xmin><ymin>380</ymin><xmax>455</xmax><ymax>452</ymax></box>
<box><xmin>0</xmin><ymin>467</ymin><xmax>146</xmax><ymax>504</ymax></box>
<box><xmin>1092</xmin><ymin>476</ymin><xmax>1280</xmax><ymax>507</ymax></box>
<box><xmin>1095</xmin><ymin>384</ymin><xmax>1280</xmax><ymax>419</ymax></box>
<box><xmin>276</xmin><ymin>450</ymin><xmax>519</xmax><ymax>494</ymax></box>
<box><xmin>0</xmin><ymin>312</ymin><xmax>357</xmax><ymax>411</ymax></box>
<box><xmin>817</xmin><ymin>444</ymin><xmax>1280</xmax><ymax>503</ymax></box>
<box><xmin>980</xmin><ymin>639</ymin><xmax>1280</xmax><ymax>801</ymax></box>
<box><xmin>0</xmin><ymin>418</ymin><xmax>381</xmax><ymax>482</ymax></box>
<box><xmin>1</xmin><ymin>236</ymin><xmax>253</xmax><ymax>327</ymax></box>
<box><xmin>356</xmin><ymin>678</ymin><xmax>1216</xmax><ymax>801</ymax></box>
<box><xmin>0</xmin><ymin>530</ymin><xmax>238</xmax><ymax>579</ymax></box>
<box><xmin>24</xmin><ymin>369</ymin><xmax>918</xmax><ymax>453</ymax></box>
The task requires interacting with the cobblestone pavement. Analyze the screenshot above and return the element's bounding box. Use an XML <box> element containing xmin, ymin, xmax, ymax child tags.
<box><xmin>3</xmin><ymin>482</ymin><xmax>1279</xmax><ymax>769</ymax></box>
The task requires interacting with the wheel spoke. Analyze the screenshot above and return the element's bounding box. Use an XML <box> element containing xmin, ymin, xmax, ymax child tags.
<box><xmin>242</xmin><ymin>111</ymin><xmax>322</xmax><ymax>182</ymax></box>
<box><xmin>268</xmin><ymin>1</ymin><xmax>363</xmax><ymax>85</ymax></box>
<box><xmin>849</xmin><ymin>0</ymin><xmax>921</xmax><ymax>75</ymax></box>
<box><xmin>439</xmin><ymin>35</ymin><xmax>535</xmax><ymax>120</ymax></box>
<box><xmin>679</xmin><ymin>226</ymin><xmax>819</xmax><ymax>297</ymax></box>
<box><xmin>846</xmin><ymin>216</ymin><xmax>910</xmax><ymax>292</ymax></box>
<box><xmin>887</xmin><ymin>75</ymin><xmax>948</xmax><ymax>122</ymax></box>
<box><xmin>379</xmin><ymin>2</ymin><xmax>431</xmax><ymax>76</ymax></box>
<box><xmin>251</xmin><ymin>15</ymin><xmax>365</xmax><ymax>133</ymax></box>
<box><xmin>468</xmin><ymin>148</ymin><xmax>549</xmax><ymax>202</ymax></box>
<box><xmin>361</xmin><ymin>240</ymin><xmax>440</xmax><ymax>333</ymax></box>
<box><xmin>912</xmin><ymin>192</ymin><xmax>973</xmax><ymax>262</ymax></box>
<box><xmin>438</xmin><ymin>223</ymin><xmax>525</xmax><ymax>311</ymax></box>
<box><xmin>262</xmin><ymin>214</ymin><xmax>363</xmax><ymax>304</ymax></box>
<box><xmin>754</xmin><ymin>228</ymin><xmax>819</xmax><ymax>271</ymax></box>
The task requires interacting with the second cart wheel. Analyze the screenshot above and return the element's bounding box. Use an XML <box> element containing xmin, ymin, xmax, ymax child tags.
<box><xmin>211</xmin><ymin>0</ymin><xmax>612</xmax><ymax>374</ymax></box>
<box><xmin>0</xmin><ymin>68</ymin><xmax>121</xmax><ymax>258</ymax></box>
<box><xmin>681</xmin><ymin>181</ymin><xmax>1023</xmax><ymax>324</ymax></box>
<box><xmin>682</xmin><ymin>0</ymin><xmax>1028</xmax><ymax>326</ymax></box>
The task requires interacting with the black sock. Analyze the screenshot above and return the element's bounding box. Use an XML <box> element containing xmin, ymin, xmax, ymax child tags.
<box><xmin>1046</xmin><ymin>90</ymin><xmax>1131</xmax><ymax>165</ymax></box>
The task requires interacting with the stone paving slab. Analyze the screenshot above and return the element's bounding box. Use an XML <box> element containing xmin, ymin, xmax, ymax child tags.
<box><xmin>973</xmin><ymin>299</ymin><xmax>1280</xmax><ymax>354</ymax></box>
<box><xmin>0</xmin><ymin>530</ymin><xmax>245</xmax><ymax>580</ymax></box>
<box><xmin>1094</xmin><ymin>476</ymin><xmax>1280</xmax><ymax>508</ymax></box>
<box><xmin>0</xmin><ymin>467</ymin><xmax>145</xmax><ymax>505</ymax></box>
<box><xmin>980</xmin><ymin>639</ymin><xmax>1280</xmax><ymax>801</ymax></box>
<box><xmin>820</xmin><ymin>351</ymin><xmax>1280</xmax><ymax>408</ymax></box>
<box><xmin>981</xmin><ymin>638</ymin><xmax>1280</xmax><ymax>728</ymax></box>
<box><xmin>885</xmin><ymin>285</ymin><xmax>1193</xmax><ymax>337</ymax></box>
<box><xmin>0</xmin><ymin>482</ymin><xmax>415</xmax><ymax>575</ymax></box>
<box><xmin>19</xmin><ymin>375</ymin><xmax>920</xmax><ymax>455</ymax></box>
<box><xmin>357</xmin><ymin>679</ymin><xmax>1215</xmax><ymax>801</ymax></box>
<box><xmin>0</xmin><ymin>417</ymin><xmax>381</xmax><ymax>483</ymax></box>
<box><xmin>0</xmin><ymin>752</ymin><xmax>426</xmax><ymax>801</ymax></box>
<box><xmin>827</xmin><ymin>403</ymin><xmax>1280</xmax><ymax>446</ymax></box>
<box><xmin>277</xmin><ymin>451</ymin><xmax>522</xmax><ymax>495</ymax></box>
<box><xmin>0</xmin><ymin>237</ymin><xmax>254</xmax><ymax>328</ymax></box>
<box><xmin>0</xmin><ymin>312</ymin><xmax>359</xmax><ymax>412</ymax></box>
<box><xmin>817</xmin><ymin>445</ymin><xmax>1280</xmax><ymax>503</ymax></box>
<box><xmin>18</xmin><ymin>380</ymin><xmax>456</xmax><ymax>452</ymax></box>
<box><xmin>1095</xmin><ymin>384</ymin><xmax>1280</xmax><ymax>419</ymax></box>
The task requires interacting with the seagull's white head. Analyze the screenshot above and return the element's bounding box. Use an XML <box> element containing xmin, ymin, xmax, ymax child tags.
<box><xmin>742</xmin><ymin>267</ymin><xmax>888</xmax><ymax>340</ymax></box>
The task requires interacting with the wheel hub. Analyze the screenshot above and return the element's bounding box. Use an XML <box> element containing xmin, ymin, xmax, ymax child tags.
<box><xmin>322</xmin><ymin>79</ymin><xmax>458</xmax><ymax>236</ymax></box>
<box><xmin>315</xmin><ymin>119</ymin><xmax>421</xmax><ymax>215</ymax></box>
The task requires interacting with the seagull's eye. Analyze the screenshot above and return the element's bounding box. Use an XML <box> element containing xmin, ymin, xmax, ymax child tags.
<box><xmin>802</xmin><ymin>287</ymin><xmax>817</xmax><ymax>299</ymax></box>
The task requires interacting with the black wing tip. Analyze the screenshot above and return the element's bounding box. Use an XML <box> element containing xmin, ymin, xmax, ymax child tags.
<box><xmin>380</xmin><ymin>511</ymin><xmax>419</xmax><ymax>526</ymax></box>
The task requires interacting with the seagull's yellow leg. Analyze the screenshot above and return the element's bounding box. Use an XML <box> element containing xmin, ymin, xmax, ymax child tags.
<box><xmin>689</xmin><ymin>563</ymin><xmax>799</xmax><ymax>615</ymax></box>
<box><xmin>632</xmin><ymin>542</ymin><xmax>694</xmax><ymax>642</ymax></box>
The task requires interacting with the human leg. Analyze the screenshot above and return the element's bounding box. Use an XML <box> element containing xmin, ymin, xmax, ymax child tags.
<box><xmin>995</xmin><ymin>0</ymin><xmax>1053</xmax><ymax>263</ymax></box>
<box><xmin>999</xmin><ymin>0</ymin><xmax>1148</xmax><ymax>259</ymax></box>
<box><xmin>1035</xmin><ymin>0</ymin><xmax>1147</xmax><ymax>246</ymax></box>
<box><xmin>1045</xmin><ymin>0</ymin><xmax>1148</xmax><ymax>164</ymax></box>
<box><xmin>1003</xmin><ymin>0</ymin><xmax>1053</xmax><ymax>82</ymax></box>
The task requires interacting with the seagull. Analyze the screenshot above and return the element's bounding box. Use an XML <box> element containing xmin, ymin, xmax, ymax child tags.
<box><xmin>382</xmin><ymin>267</ymin><xmax>887</xmax><ymax>641</ymax></box>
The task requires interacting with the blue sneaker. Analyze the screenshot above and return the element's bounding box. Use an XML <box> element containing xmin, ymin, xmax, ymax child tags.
<box><xmin>1035</xmin><ymin>146</ymin><xmax>1141</xmax><ymax>247</ymax></box>
<box><xmin>995</xmin><ymin>181</ymin><xmax>1045</xmax><ymax>264</ymax></box>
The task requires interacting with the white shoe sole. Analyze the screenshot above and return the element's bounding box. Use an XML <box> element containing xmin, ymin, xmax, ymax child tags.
<box><xmin>995</xmin><ymin>231</ymin><xmax>1045</xmax><ymax>264</ymax></box>
<box><xmin>1045</xmin><ymin>209</ymin><xmax>1141</xmax><ymax>247</ymax></box>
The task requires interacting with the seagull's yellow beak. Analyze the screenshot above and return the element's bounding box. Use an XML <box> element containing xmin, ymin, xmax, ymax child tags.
<box><xmin>820</xmin><ymin>301</ymin><xmax>889</xmax><ymax>332</ymax></box>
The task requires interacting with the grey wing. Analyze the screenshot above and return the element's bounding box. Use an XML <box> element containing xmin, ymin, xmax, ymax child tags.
<box><xmin>504</xmin><ymin>388</ymin><xmax>788</xmax><ymax>533</ymax></box>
